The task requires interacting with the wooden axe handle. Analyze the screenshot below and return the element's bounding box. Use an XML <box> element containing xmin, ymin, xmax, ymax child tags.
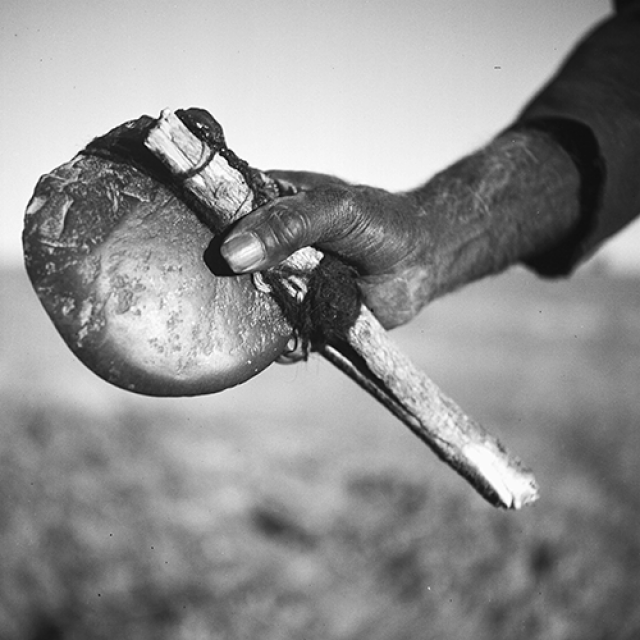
<box><xmin>145</xmin><ymin>109</ymin><xmax>539</xmax><ymax>509</ymax></box>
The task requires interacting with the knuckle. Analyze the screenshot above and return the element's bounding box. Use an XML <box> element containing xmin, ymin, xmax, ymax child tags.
<box><xmin>307</xmin><ymin>184</ymin><xmax>359</xmax><ymax>237</ymax></box>
<box><xmin>261</xmin><ymin>199</ymin><xmax>315</xmax><ymax>255</ymax></box>
<box><xmin>251</xmin><ymin>184</ymin><xmax>375</xmax><ymax>263</ymax></box>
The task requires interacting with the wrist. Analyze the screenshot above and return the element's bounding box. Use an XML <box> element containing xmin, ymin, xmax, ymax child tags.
<box><xmin>414</xmin><ymin>128</ymin><xmax>582</xmax><ymax>299</ymax></box>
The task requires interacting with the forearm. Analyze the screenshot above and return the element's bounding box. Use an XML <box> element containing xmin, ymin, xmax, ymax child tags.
<box><xmin>515</xmin><ymin>5</ymin><xmax>640</xmax><ymax>272</ymax></box>
<box><xmin>218</xmin><ymin>118</ymin><xmax>585</xmax><ymax>331</ymax></box>
<box><xmin>409</xmin><ymin>128</ymin><xmax>582</xmax><ymax>302</ymax></box>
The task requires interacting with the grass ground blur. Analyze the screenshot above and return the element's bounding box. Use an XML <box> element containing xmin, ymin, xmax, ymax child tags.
<box><xmin>1</xmin><ymin>264</ymin><xmax>639</xmax><ymax>639</ymax></box>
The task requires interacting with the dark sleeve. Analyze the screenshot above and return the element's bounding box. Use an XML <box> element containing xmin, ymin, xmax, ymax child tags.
<box><xmin>513</xmin><ymin>1</ymin><xmax>640</xmax><ymax>276</ymax></box>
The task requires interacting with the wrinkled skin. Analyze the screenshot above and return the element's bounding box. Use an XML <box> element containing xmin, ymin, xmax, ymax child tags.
<box><xmin>220</xmin><ymin>128</ymin><xmax>583</xmax><ymax>331</ymax></box>
<box><xmin>222</xmin><ymin>170</ymin><xmax>435</xmax><ymax>330</ymax></box>
<box><xmin>23</xmin><ymin>113</ymin><xmax>584</xmax><ymax>396</ymax></box>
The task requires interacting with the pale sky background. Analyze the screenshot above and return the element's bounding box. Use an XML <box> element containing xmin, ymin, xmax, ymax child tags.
<box><xmin>2</xmin><ymin>0</ymin><xmax>637</xmax><ymax>271</ymax></box>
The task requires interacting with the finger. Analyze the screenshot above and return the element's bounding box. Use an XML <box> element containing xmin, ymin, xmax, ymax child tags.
<box><xmin>220</xmin><ymin>190</ymin><xmax>347</xmax><ymax>273</ymax></box>
<box><xmin>266</xmin><ymin>170</ymin><xmax>350</xmax><ymax>191</ymax></box>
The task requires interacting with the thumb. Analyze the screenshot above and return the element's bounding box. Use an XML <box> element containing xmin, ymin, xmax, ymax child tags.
<box><xmin>220</xmin><ymin>189</ymin><xmax>347</xmax><ymax>273</ymax></box>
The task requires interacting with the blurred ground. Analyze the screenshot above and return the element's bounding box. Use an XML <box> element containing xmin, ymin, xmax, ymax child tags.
<box><xmin>1</xmin><ymin>264</ymin><xmax>639</xmax><ymax>639</ymax></box>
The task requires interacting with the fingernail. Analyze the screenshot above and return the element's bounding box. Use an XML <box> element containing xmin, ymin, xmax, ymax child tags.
<box><xmin>221</xmin><ymin>233</ymin><xmax>266</xmax><ymax>272</ymax></box>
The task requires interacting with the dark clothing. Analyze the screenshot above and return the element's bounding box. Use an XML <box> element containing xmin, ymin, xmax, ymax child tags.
<box><xmin>516</xmin><ymin>0</ymin><xmax>640</xmax><ymax>275</ymax></box>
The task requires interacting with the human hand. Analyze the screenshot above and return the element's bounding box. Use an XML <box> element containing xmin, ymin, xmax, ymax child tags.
<box><xmin>220</xmin><ymin>170</ymin><xmax>436</xmax><ymax>329</ymax></box>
